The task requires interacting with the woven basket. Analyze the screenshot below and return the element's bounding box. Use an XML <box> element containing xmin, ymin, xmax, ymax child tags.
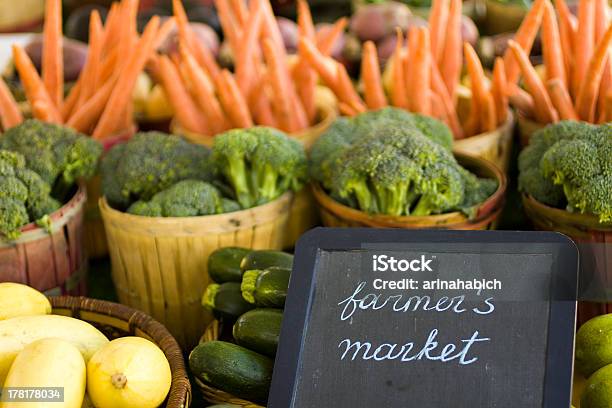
<box><xmin>522</xmin><ymin>194</ymin><xmax>612</xmax><ymax>326</ymax></box>
<box><xmin>0</xmin><ymin>187</ymin><xmax>87</xmax><ymax>296</ymax></box>
<box><xmin>49</xmin><ymin>296</ymin><xmax>191</xmax><ymax>408</ymax></box>
<box><xmin>100</xmin><ymin>192</ymin><xmax>292</xmax><ymax>349</ymax></box>
<box><xmin>195</xmin><ymin>320</ymin><xmax>265</xmax><ymax>408</ymax></box>
<box><xmin>313</xmin><ymin>153</ymin><xmax>507</xmax><ymax>229</ymax></box>
<box><xmin>517</xmin><ymin>113</ymin><xmax>544</xmax><ymax>148</ymax></box>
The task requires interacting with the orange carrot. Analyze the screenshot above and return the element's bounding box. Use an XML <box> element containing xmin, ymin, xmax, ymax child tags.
<box><xmin>336</xmin><ymin>62</ymin><xmax>366</xmax><ymax>114</ymax></box>
<box><xmin>297</xmin><ymin>0</ymin><xmax>316</xmax><ymax>40</ymax></box>
<box><xmin>101</xmin><ymin>3</ymin><xmax>120</xmax><ymax>56</ymax></box>
<box><xmin>605</xmin><ymin>90</ymin><xmax>612</xmax><ymax>122</ymax></box>
<box><xmin>597</xmin><ymin>61</ymin><xmax>611</xmax><ymax>123</ymax></box>
<box><xmin>0</xmin><ymin>77</ymin><xmax>23</xmax><ymax>129</ymax></box>
<box><xmin>230</xmin><ymin>0</ymin><xmax>248</xmax><ymax>27</ymax></box>
<box><xmin>491</xmin><ymin>58</ymin><xmax>509</xmax><ymax>125</ymax></box>
<box><xmin>317</xmin><ymin>17</ymin><xmax>349</xmax><ymax>57</ymax></box>
<box><xmin>93</xmin><ymin>17</ymin><xmax>161</xmax><ymax>139</ymax></box>
<box><xmin>259</xmin><ymin>0</ymin><xmax>286</xmax><ymax>54</ymax></box>
<box><xmin>508</xmin><ymin>40</ymin><xmax>558</xmax><ymax>123</ymax></box>
<box><xmin>431</xmin><ymin>63</ymin><xmax>463</xmax><ymax>138</ymax></box>
<box><xmin>294</xmin><ymin>63</ymin><xmax>318</xmax><ymax>124</ymax></box>
<box><xmin>575</xmin><ymin>24</ymin><xmax>612</xmax><ymax>122</ymax></box>
<box><xmin>61</xmin><ymin>81</ymin><xmax>81</xmax><ymax>120</ymax></box>
<box><xmin>261</xmin><ymin>39</ymin><xmax>296</xmax><ymax>132</ymax></box>
<box><xmin>298</xmin><ymin>38</ymin><xmax>338</xmax><ymax>88</ymax></box>
<box><xmin>595</xmin><ymin>0</ymin><xmax>610</xmax><ymax>43</ymax></box>
<box><xmin>97</xmin><ymin>48</ymin><xmax>119</xmax><ymax>85</ymax></box>
<box><xmin>31</xmin><ymin>100</ymin><xmax>59</xmax><ymax>123</ymax></box>
<box><xmin>546</xmin><ymin>78</ymin><xmax>578</xmax><ymax>120</ymax></box>
<box><xmin>214</xmin><ymin>0</ymin><xmax>241</xmax><ymax>50</ymax></box>
<box><xmin>404</xmin><ymin>26</ymin><xmax>419</xmax><ymax>95</ymax></box>
<box><xmin>76</xmin><ymin>10</ymin><xmax>104</xmax><ymax>112</ymax></box>
<box><xmin>12</xmin><ymin>45</ymin><xmax>61</xmax><ymax>123</ymax></box>
<box><xmin>503</xmin><ymin>0</ymin><xmax>546</xmax><ymax>85</ymax></box>
<box><xmin>410</xmin><ymin>28</ymin><xmax>432</xmax><ymax>115</ymax></box>
<box><xmin>464</xmin><ymin>42</ymin><xmax>489</xmax><ymax>132</ymax></box>
<box><xmin>361</xmin><ymin>41</ymin><xmax>387</xmax><ymax>110</ymax></box>
<box><xmin>481</xmin><ymin>92</ymin><xmax>497</xmax><ymax>132</ymax></box>
<box><xmin>573</xmin><ymin>0</ymin><xmax>596</xmax><ymax>97</ymax></box>
<box><xmin>339</xmin><ymin>102</ymin><xmax>359</xmax><ymax>117</ymax></box>
<box><xmin>42</xmin><ymin>0</ymin><xmax>63</xmax><ymax>108</ymax></box>
<box><xmin>155</xmin><ymin>16</ymin><xmax>177</xmax><ymax>49</ymax></box>
<box><xmin>542</xmin><ymin>1</ymin><xmax>566</xmax><ymax>85</ymax></box>
<box><xmin>555</xmin><ymin>0</ymin><xmax>577</xmax><ymax>77</ymax></box>
<box><xmin>249</xmin><ymin>76</ymin><xmax>277</xmax><ymax>127</ymax></box>
<box><xmin>391</xmin><ymin>29</ymin><xmax>409</xmax><ymax>109</ymax></box>
<box><xmin>180</xmin><ymin>46</ymin><xmax>230</xmax><ymax>134</ymax></box>
<box><xmin>508</xmin><ymin>85</ymin><xmax>536</xmax><ymax>118</ymax></box>
<box><xmin>428</xmin><ymin>0</ymin><xmax>450</xmax><ymax>64</ymax></box>
<box><xmin>217</xmin><ymin>69</ymin><xmax>254</xmax><ymax>128</ymax></box>
<box><xmin>115</xmin><ymin>0</ymin><xmax>138</xmax><ymax>72</ymax></box>
<box><xmin>235</xmin><ymin>5</ymin><xmax>264</xmax><ymax>96</ymax></box>
<box><xmin>440</xmin><ymin>0</ymin><xmax>462</xmax><ymax>100</ymax></box>
<box><xmin>67</xmin><ymin>74</ymin><xmax>117</xmax><ymax>133</ymax></box>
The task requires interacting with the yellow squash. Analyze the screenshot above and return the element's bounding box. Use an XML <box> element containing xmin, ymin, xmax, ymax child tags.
<box><xmin>0</xmin><ymin>338</ymin><xmax>86</xmax><ymax>408</ymax></box>
<box><xmin>0</xmin><ymin>283</ymin><xmax>51</xmax><ymax>320</ymax></box>
<box><xmin>87</xmin><ymin>337</ymin><xmax>172</xmax><ymax>408</ymax></box>
<box><xmin>0</xmin><ymin>315</ymin><xmax>108</xmax><ymax>385</ymax></box>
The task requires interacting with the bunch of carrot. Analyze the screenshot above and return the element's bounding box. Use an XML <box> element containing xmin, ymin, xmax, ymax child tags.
<box><xmin>505</xmin><ymin>0</ymin><xmax>612</xmax><ymax>124</ymax></box>
<box><xmin>157</xmin><ymin>0</ymin><xmax>347</xmax><ymax>136</ymax></box>
<box><xmin>0</xmin><ymin>0</ymin><xmax>163</xmax><ymax>139</ymax></box>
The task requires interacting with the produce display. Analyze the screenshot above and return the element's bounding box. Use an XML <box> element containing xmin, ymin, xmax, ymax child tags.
<box><xmin>191</xmin><ymin>247</ymin><xmax>292</xmax><ymax>404</ymax></box>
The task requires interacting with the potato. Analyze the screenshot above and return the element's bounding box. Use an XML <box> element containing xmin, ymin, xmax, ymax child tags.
<box><xmin>24</xmin><ymin>36</ymin><xmax>87</xmax><ymax>82</ymax></box>
<box><xmin>461</xmin><ymin>15</ymin><xmax>480</xmax><ymax>48</ymax></box>
<box><xmin>349</xmin><ymin>1</ymin><xmax>412</xmax><ymax>42</ymax></box>
<box><xmin>277</xmin><ymin>17</ymin><xmax>299</xmax><ymax>54</ymax></box>
<box><xmin>157</xmin><ymin>22</ymin><xmax>220</xmax><ymax>57</ymax></box>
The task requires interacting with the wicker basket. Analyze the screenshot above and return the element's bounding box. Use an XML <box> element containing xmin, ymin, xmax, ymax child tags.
<box><xmin>517</xmin><ymin>113</ymin><xmax>544</xmax><ymax>148</ymax></box>
<box><xmin>100</xmin><ymin>192</ymin><xmax>292</xmax><ymax>349</ymax></box>
<box><xmin>522</xmin><ymin>194</ymin><xmax>612</xmax><ymax>326</ymax></box>
<box><xmin>0</xmin><ymin>187</ymin><xmax>87</xmax><ymax>296</ymax></box>
<box><xmin>313</xmin><ymin>153</ymin><xmax>507</xmax><ymax>229</ymax></box>
<box><xmin>49</xmin><ymin>296</ymin><xmax>191</xmax><ymax>408</ymax></box>
<box><xmin>194</xmin><ymin>320</ymin><xmax>265</xmax><ymax>408</ymax></box>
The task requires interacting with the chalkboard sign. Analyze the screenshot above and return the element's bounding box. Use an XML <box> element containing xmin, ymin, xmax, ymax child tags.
<box><xmin>270</xmin><ymin>229</ymin><xmax>579</xmax><ymax>408</ymax></box>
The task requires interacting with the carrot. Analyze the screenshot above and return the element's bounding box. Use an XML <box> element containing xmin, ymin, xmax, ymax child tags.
<box><xmin>431</xmin><ymin>63</ymin><xmax>463</xmax><ymax>138</ymax></box>
<box><xmin>294</xmin><ymin>0</ymin><xmax>318</xmax><ymax>122</ymax></box>
<box><xmin>464</xmin><ymin>43</ymin><xmax>489</xmax><ymax>133</ymax></box>
<box><xmin>32</xmin><ymin>100</ymin><xmax>59</xmax><ymax>123</ymax></box>
<box><xmin>542</xmin><ymin>1</ymin><xmax>566</xmax><ymax>85</ymax></box>
<box><xmin>428</xmin><ymin>0</ymin><xmax>450</xmax><ymax>64</ymax></box>
<box><xmin>155</xmin><ymin>16</ymin><xmax>176</xmax><ymax>49</ymax></box>
<box><xmin>595</xmin><ymin>0</ymin><xmax>610</xmax><ymax>43</ymax></box>
<box><xmin>605</xmin><ymin>91</ymin><xmax>612</xmax><ymax>122</ymax></box>
<box><xmin>218</xmin><ymin>69</ymin><xmax>254</xmax><ymax>128</ymax></box>
<box><xmin>0</xmin><ymin>77</ymin><xmax>23</xmax><ymax>129</ymax></box>
<box><xmin>297</xmin><ymin>0</ymin><xmax>316</xmax><ymax>40</ymax></box>
<box><xmin>404</xmin><ymin>26</ymin><xmax>418</xmax><ymax>94</ymax></box>
<box><xmin>491</xmin><ymin>58</ymin><xmax>509</xmax><ymax>125</ymax></box>
<box><xmin>259</xmin><ymin>0</ymin><xmax>285</xmax><ymax>55</ymax></box>
<box><xmin>508</xmin><ymin>40</ymin><xmax>558</xmax><ymax>124</ymax></box>
<box><xmin>76</xmin><ymin>10</ymin><xmax>104</xmax><ymax>112</ymax></box>
<box><xmin>115</xmin><ymin>0</ymin><xmax>138</xmax><ymax>72</ymax></box>
<box><xmin>61</xmin><ymin>81</ymin><xmax>81</xmax><ymax>120</ymax></box>
<box><xmin>575</xmin><ymin>24</ymin><xmax>612</xmax><ymax>122</ymax></box>
<box><xmin>235</xmin><ymin>5</ymin><xmax>264</xmax><ymax>96</ymax></box>
<box><xmin>97</xmin><ymin>48</ymin><xmax>119</xmax><ymax>84</ymax></box>
<box><xmin>298</xmin><ymin>38</ymin><xmax>338</xmax><ymax>88</ymax></box>
<box><xmin>597</xmin><ymin>61</ymin><xmax>611</xmax><ymax>123</ymax></box>
<box><xmin>481</xmin><ymin>92</ymin><xmax>497</xmax><ymax>133</ymax></box>
<box><xmin>101</xmin><ymin>3</ymin><xmax>120</xmax><ymax>56</ymax></box>
<box><xmin>339</xmin><ymin>102</ymin><xmax>359</xmax><ymax>117</ymax></box>
<box><xmin>508</xmin><ymin>85</ymin><xmax>536</xmax><ymax>118</ymax></box>
<box><xmin>572</xmin><ymin>0</ymin><xmax>596</xmax><ymax>97</ymax></box>
<box><xmin>503</xmin><ymin>0</ymin><xmax>546</xmax><ymax>85</ymax></box>
<box><xmin>361</xmin><ymin>41</ymin><xmax>387</xmax><ymax>110</ymax></box>
<box><xmin>546</xmin><ymin>78</ymin><xmax>579</xmax><ymax>120</ymax></box>
<box><xmin>261</xmin><ymin>39</ymin><xmax>296</xmax><ymax>132</ymax></box>
<box><xmin>410</xmin><ymin>28</ymin><xmax>432</xmax><ymax>115</ymax></box>
<box><xmin>12</xmin><ymin>45</ymin><xmax>61</xmax><ymax>123</ymax></box>
<box><xmin>555</xmin><ymin>0</ymin><xmax>577</xmax><ymax>78</ymax></box>
<box><xmin>336</xmin><ymin>62</ymin><xmax>366</xmax><ymax>114</ymax></box>
<box><xmin>214</xmin><ymin>0</ymin><xmax>241</xmax><ymax>51</ymax></box>
<box><xmin>250</xmin><ymin>79</ymin><xmax>278</xmax><ymax>127</ymax></box>
<box><xmin>42</xmin><ymin>0</ymin><xmax>63</xmax><ymax>108</ymax></box>
<box><xmin>93</xmin><ymin>17</ymin><xmax>161</xmax><ymax>139</ymax></box>
<box><xmin>391</xmin><ymin>29</ymin><xmax>409</xmax><ymax>109</ymax></box>
<box><xmin>440</xmin><ymin>0</ymin><xmax>462</xmax><ymax>100</ymax></box>
<box><xmin>67</xmin><ymin>74</ymin><xmax>117</xmax><ymax>133</ymax></box>
<box><xmin>230</xmin><ymin>0</ymin><xmax>248</xmax><ymax>27</ymax></box>
<box><xmin>317</xmin><ymin>17</ymin><xmax>348</xmax><ymax>57</ymax></box>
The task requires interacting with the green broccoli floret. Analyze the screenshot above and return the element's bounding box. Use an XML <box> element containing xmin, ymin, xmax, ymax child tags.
<box><xmin>313</xmin><ymin>112</ymin><xmax>496</xmax><ymax>217</ymax></box>
<box><xmin>518</xmin><ymin>120</ymin><xmax>611</xmax><ymax>223</ymax></box>
<box><xmin>127</xmin><ymin>180</ymin><xmax>225</xmax><ymax>217</ymax></box>
<box><xmin>221</xmin><ymin>198</ymin><xmax>241</xmax><ymax>213</ymax></box>
<box><xmin>101</xmin><ymin>132</ymin><xmax>214</xmax><ymax>209</ymax></box>
<box><xmin>212</xmin><ymin>127</ymin><xmax>308</xmax><ymax>208</ymax></box>
<box><xmin>0</xmin><ymin>120</ymin><xmax>102</xmax><ymax>201</ymax></box>
<box><xmin>0</xmin><ymin>150</ymin><xmax>60</xmax><ymax>240</ymax></box>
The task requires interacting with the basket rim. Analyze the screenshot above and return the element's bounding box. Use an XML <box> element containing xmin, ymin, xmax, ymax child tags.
<box><xmin>49</xmin><ymin>296</ymin><xmax>191</xmax><ymax>408</ymax></box>
<box><xmin>521</xmin><ymin>193</ymin><xmax>612</xmax><ymax>230</ymax></box>
<box><xmin>312</xmin><ymin>151</ymin><xmax>507</xmax><ymax>226</ymax></box>
<box><xmin>454</xmin><ymin>109</ymin><xmax>515</xmax><ymax>146</ymax></box>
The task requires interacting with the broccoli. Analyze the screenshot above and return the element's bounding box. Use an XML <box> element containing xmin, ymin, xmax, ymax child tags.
<box><xmin>311</xmin><ymin>112</ymin><xmax>497</xmax><ymax>217</ymax></box>
<box><xmin>127</xmin><ymin>180</ymin><xmax>226</xmax><ymax>217</ymax></box>
<box><xmin>100</xmin><ymin>132</ymin><xmax>214</xmax><ymax>209</ymax></box>
<box><xmin>518</xmin><ymin>121</ymin><xmax>611</xmax><ymax>222</ymax></box>
<box><xmin>211</xmin><ymin>127</ymin><xmax>308</xmax><ymax>208</ymax></box>
<box><xmin>0</xmin><ymin>120</ymin><xmax>102</xmax><ymax>201</ymax></box>
<box><xmin>0</xmin><ymin>150</ymin><xmax>60</xmax><ymax>240</ymax></box>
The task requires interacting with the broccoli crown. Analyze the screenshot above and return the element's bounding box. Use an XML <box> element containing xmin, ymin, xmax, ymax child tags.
<box><xmin>0</xmin><ymin>150</ymin><xmax>60</xmax><ymax>240</ymax></box>
<box><xmin>0</xmin><ymin>120</ymin><xmax>103</xmax><ymax>192</ymax></box>
<box><xmin>127</xmin><ymin>180</ymin><xmax>226</xmax><ymax>217</ymax></box>
<box><xmin>518</xmin><ymin>121</ymin><xmax>611</xmax><ymax>222</ymax></box>
<box><xmin>212</xmin><ymin>127</ymin><xmax>308</xmax><ymax>208</ymax></box>
<box><xmin>101</xmin><ymin>132</ymin><xmax>214</xmax><ymax>209</ymax></box>
<box><xmin>311</xmin><ymin>111</ymin><xmax>496</xmax><ymax>217</ymax></box>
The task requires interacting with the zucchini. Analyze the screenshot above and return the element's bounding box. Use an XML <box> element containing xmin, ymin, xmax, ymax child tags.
<box><xmin>240</xmin><ymin>250</ymin><xmax>293</xmax><ymax>272</ymax></box>
<box><xmin>189</xmin><ymin>341</ymin><xmax>273</xmax><ymax>403</ymax></box>
<box><xmin>241</xmin><ymin>267</ymin><xmax>290</xmax><ymax>307</ymax></box>
<box><xmin>233</xmin><ymin>309</ymin><xmax>283</xmax><ymax>357</ymax></box>
<box><xmin>202</xmin><ymin>282</ymin><xmax>254</xmax><ymax>321</ymax></box>
<box><xmin>208</xmin><ymin>247</ymin><xmax>252</xmax><ymax>283</ymax></box>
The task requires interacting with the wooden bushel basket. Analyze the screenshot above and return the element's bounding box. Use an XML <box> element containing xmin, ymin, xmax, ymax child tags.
<box><xmin>0</xmin><ymin>187</ymin><xmax>87</xmax><ymax>296</ymax></box>
<box><xmin>50</xmin><ymin>296</ymin><xmax>191</xmax><ymax>408</ymax></box>
<box><xmin>195</xmin><ymin>320</ymin><xmax>265</xmax><ymax>408</ymax></box>
<box><xmin>312</xmin><ymin>153</ymin><xmax>507</xmax><ymax>230</ymax></box>
<box><xmin>522</xmin><ymin>194</ymin><xmax>612</xmax><ymax>326</ymax></box>
<box><xmin>99</xmin><ymin>192</ymin><xmax>292</xmax><ymax>349</ymax></box>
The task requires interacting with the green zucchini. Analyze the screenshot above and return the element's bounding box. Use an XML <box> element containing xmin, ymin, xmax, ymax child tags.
<box><xmin>202</xmin><ymin>282</ymin><xmax>254</xmax><ymax>321</ymax></box>
<box><xmin>241</xmin><ymin>267</ymin><xmax>290</xmax><ymax>307</ymax></box>
<box><xmin>208</xmin><ymin>247</ymin><xmax>252</xmax><ymax>283</ymax></box>
<box><xmin>240</xmin><ymin>250</ymin><xmax>293</xmax><ymax>272</ymax></box>
<box><xmin>233</xmin><ymin>308</ymin><xmax>283</xmax><ymax>357</ymax></box>
<box><xmin>189</xmin><ymin>341</ymin><xmax>273</xmax><ymax>403</ymax></box>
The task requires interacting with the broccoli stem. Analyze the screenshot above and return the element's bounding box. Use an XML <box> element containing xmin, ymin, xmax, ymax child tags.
<box><xmin>256</xmin><ymin>165</ymin><xmax>280</xmax><ymax>205</ymax></box>
<box><xmin>412</xmin><ymin>195</ymin><xmax>434</xmax><ymax>216</ymax></box>
<box><xmin>227</xmin><ymin>157</ymin><xmax>253</xmax><ymax>208</ymax></box>
<box><xmin>351</xmin><ymin>180</ymin><xmax>378</xmax><ymax>214</ymax></box>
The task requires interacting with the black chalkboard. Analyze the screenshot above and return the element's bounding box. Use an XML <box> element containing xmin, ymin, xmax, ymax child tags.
<box><xmin>269</xmin><ymin>229</ymin><xmax>579</xmax><ymax>408</ymax></box>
